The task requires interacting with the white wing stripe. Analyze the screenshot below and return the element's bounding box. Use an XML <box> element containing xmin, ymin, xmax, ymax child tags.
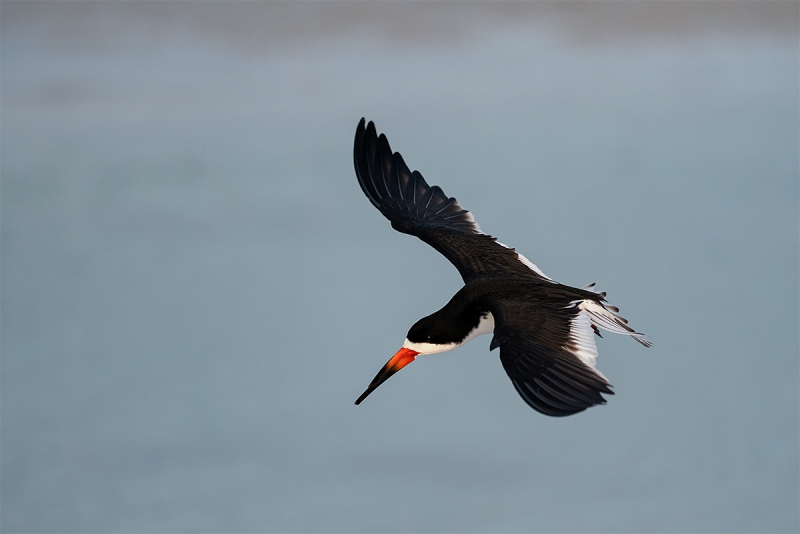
<box><xmin>566</xmin><ymin>310</ymin><xmax>609</xmax><ymax>381</ymax></box>
<box><xmin>495</xmin><ymin>242</ymin><xmax>553</xmax><ymax>280</ymax></box>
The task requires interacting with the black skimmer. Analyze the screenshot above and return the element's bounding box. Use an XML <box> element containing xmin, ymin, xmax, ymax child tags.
<box><xmin>353</xmin><ymin>119</ymin><xmax>650</xmax><ymax>416</ymax></box>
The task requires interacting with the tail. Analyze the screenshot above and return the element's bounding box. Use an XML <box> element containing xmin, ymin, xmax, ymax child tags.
<box><xmin>579</xmin><ymin>283</ymin><xmax>651</xmax><ymax>347</ymax></box>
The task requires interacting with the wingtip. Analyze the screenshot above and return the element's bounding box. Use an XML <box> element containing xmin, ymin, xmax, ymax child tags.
<box><xmin>356</xmin><ymin>117</ymin><xmax>376</xmax><ymax>140</ymax></box>
<box><xmin>356</xmin><ymin>117</ymin><xmax>366</xmax><ymax>134</ymax></box>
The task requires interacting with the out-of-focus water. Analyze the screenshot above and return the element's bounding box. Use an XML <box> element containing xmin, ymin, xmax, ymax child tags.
<box><xmin>2</xmin><ymin>2</ymin><xmax>798</xmax><ymax>532</ymax></box>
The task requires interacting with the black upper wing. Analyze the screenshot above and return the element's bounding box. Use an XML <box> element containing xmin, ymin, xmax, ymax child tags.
<box><xmin>488</xmin><ymin>299</ymin><xmax>614</xmax><ymax>416</ymax></box>
<box><xmin>354</xmin><ymin>118</ymin><xmax>551</xmax><ymax>284</ymax></box>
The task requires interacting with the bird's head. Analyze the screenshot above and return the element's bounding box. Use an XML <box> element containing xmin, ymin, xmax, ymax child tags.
<box><xmin>354</xmin><ymin>315</ymin><xmax>458</xmax><ymax>405</ymax></box>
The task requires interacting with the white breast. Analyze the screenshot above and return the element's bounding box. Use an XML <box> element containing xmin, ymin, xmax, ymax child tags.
<box><xmin>462</xmin><ymin>312</ymin><xmax>495</xmax><ymax>344</ymax></box>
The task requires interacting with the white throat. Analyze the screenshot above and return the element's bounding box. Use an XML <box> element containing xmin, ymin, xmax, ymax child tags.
<box><xmin>402</xmin><ymin>312</ymin><xmax>495</xmax><ymax>355</ymax></box>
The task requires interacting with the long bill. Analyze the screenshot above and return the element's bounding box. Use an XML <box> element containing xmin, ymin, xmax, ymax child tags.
<box><xmin>354</xmin><ymin>347</ymin><xmax>419</xmax><ymax>405</ymax></box>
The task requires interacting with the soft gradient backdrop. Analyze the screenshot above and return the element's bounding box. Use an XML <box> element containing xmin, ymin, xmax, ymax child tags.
<box><xmin>2</xmin><ymin>2</ymin><xmax>798</xmax><ymax>532</ymax></box>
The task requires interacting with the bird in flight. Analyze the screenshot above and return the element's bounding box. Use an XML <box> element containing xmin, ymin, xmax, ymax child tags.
<box><xmin>353</xmin><ymin>119</ymin><xmax>650</xmax><ymax>416</ymax></box>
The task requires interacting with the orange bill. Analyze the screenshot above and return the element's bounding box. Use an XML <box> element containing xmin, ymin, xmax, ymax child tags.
<box><xmin>354</xmin><ymin>347</ymin><xmax>419</xmax><ymax>405</ymax></box>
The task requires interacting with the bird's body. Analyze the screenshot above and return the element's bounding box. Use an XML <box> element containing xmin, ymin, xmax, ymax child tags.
<box><xmin>353</xmin><ymin>119</ymin><xmax>649</xmax><ymax>416</ymax></box>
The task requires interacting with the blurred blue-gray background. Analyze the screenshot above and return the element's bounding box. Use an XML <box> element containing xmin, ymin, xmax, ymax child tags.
<box><xmin>2</xmin><ymin>2</ymin><xmax>798</xmax><ymax>532</ymax></box>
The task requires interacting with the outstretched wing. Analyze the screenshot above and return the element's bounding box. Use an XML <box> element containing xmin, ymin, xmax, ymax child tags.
<box><xmin>354</xmin><ymin>118</ymin><xmax>551</xmax><ymax>283</ymax></box>
<box><xmin>489</xmin><ymin>298</ymin><xmax>614</xmax><ymax>416</ymax></box>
